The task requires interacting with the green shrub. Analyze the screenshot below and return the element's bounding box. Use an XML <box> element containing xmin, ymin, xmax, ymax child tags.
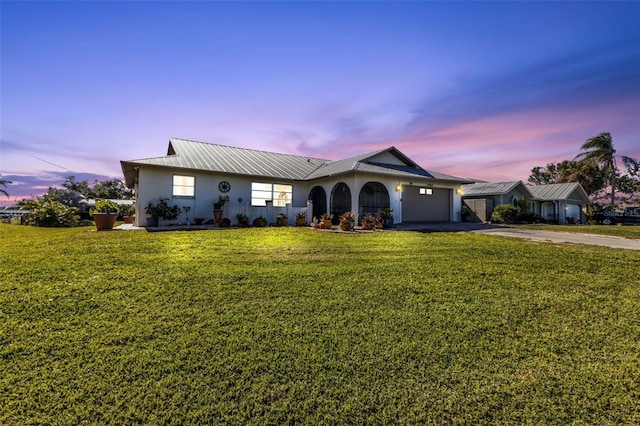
<box><xmin>491</xmin><ymin>204</ymin><xmax>519</xmax><ymax>224</ymax></box>
<box><xmin>20</xmin><ymin>199</ymin><xmax>81</xmax><ymax>227</ymax></box>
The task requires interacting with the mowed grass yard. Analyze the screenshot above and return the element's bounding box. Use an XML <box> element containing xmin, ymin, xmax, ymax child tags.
<box><xmin>1</xmin><ymin>224</ymin><xmax>639</xmax><ymax>424</ymax></box>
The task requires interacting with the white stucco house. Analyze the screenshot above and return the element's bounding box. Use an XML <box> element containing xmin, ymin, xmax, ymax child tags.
<box><xmin>121</xmin><ymin>138</ymin><xmax>473</xmax><ymax>227</ymax></box>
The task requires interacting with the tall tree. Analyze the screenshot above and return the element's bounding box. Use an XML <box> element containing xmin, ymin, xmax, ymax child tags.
<box><xmin>575</xmin><ymin>132</ymin><xmax>617</xmax><ymax>214</ymax></box>
<box><xmin>528</xmin><ymin>159</ymin><xmax>604</xmax><ymax>198</ymax></box>
<box><xmin>0</xmin><ymin>175</ymin><xmax>11</xmax><ymax>198</ymax></box>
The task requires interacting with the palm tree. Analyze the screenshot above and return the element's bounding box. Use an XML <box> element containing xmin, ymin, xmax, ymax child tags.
<box><xmin>0</xmin><ymin>175</ymin><xmax>11</xmax><ymax>198</ymax></box>
<box><xmin>575</xmin><ymin>132</ymin><xmax>616</xmax><ymax>214</ymax></box>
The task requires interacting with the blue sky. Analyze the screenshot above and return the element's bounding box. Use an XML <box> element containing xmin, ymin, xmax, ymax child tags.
<box><xmin>1</xmin><ymin>1</ymin><xmax>639</xmax><ymax>203</ymax></box>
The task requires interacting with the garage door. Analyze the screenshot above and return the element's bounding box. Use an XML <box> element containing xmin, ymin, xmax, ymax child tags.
<box><xmin>402</xmin><ymin>186</ymin><xmax>451</xmax><ymax>222</ymax></box>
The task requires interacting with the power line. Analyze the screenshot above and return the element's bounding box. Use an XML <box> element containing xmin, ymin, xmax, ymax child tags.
<box><xmin>30</xmin><ymin>155</ymin><xmax>71</xmax><ymax>171</ymax></box>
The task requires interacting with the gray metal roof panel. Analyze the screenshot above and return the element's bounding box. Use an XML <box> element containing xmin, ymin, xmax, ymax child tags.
<box><xmin>528</xmin><ymin>183</ymin><xmax>588</xmax><ymax>201</ymax></box>
<box><xmin>122</xmin><ymin>139</ymin><xmax>471</xmax><ymax>185</ymax></box>
<box><xmin>126</xmin><ymin>138</ymin><xmax>327</xmax><ymax>180</ymax></box>
<box><xmin>462</xmin><ymin>181</ymin><xmax>525</xmax><ymax>196</ymax></box>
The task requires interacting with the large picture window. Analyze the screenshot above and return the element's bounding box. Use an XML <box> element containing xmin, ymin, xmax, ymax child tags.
<box><xmin>251</xmin><ymin>182</ymin><xmax>292</xmax><ymax>206</ymax></box>
<box><xmin>173</xmin><ymin>175</ymin><xmax>195</xmax><ymax>197</ymax></box>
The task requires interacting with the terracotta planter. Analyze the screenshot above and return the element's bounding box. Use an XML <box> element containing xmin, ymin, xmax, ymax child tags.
<box><xmin>123</xmin><ymin>215</ymin><xmax>135</xmax><ymax>224</ymax></box>
<box><xmin>93</xmin><ymin>213</ymin><xmax>118</xmax><ymax>231</ymax></box>
<box><xmin>321</xmin><ymin>219</ymin><xmax>332</xmax><ymax>229</ymax></box>
<box><xmin>296</xmin><ymin>218</ymin><xmax>306</xmax><ymax>227</ymax></box>
<box><xmin>340</xmin><ymin>221</ymin><xmax>354</xmax><ymax>231</ymax></box>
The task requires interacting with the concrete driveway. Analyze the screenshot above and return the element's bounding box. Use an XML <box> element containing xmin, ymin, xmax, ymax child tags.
<box><xmin>394</xmin><ymin>223</ymin><xmax>640</xmax><ymax>251</ymax></box>
<box><xmin>471</xmin><ymin>227</ymin><xmax>640</xmax><ymax>251</ymax></box>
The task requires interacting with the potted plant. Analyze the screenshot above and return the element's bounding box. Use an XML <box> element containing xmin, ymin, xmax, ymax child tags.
<box><xmin>295</xmin><ymin>210</ymin><xmax>306</xmax><ymax>226</ymax></box>
<box><xmin>194</xmin><ymin>217</ymin><xmax>205</xmax><ymax>225</ymax></box>
<box><xmin>380</xmin><ymin>208</ymin><xmax>394</xmax><ymax>229</ymax></box>
<box><xmin>92</xmin><ymin>199</ymin><xmax>120</xmax><ymax>231</ymax></box>
<box><xmin>236</xmin><ymin>213</ymin><xmax>249</xmax><ymax>227</ymax></box>
<box><xmin>252</xmin><ymin>215</ymin><xmax>267</xmax><ymax>227</ymax></box>
<box><xmin>320</xmin><ymin>213</ymin><xmax>333</xmax><ymax>229</ymax></box>
<box><xmin>213</xmin><ymin>195</ymin><xmax>228</xmax><ymax>222</ymax></box>
<box><xmin>339</xmin><ymin>211</ymin><xmax>357</xmax><ymax>231</ymax></box>
<box><xmin>276</xmin><ymin>213</ymin><xmax>288</xmax><ymax>227</ymax></box>
<box><xmin>213</xmin><ymin>195</ymin><xmax>228</xmax><ymax>210</ymax></box>
<box><xmin>360</xmin><ymin>214</ymin><xmax>377</xmax><ymax>231</ymax></box>
<box><xmin>120</xmin><ymin>202</ymin><xmax>135</xmax><ymax>224</ymax></box>
<box><xmin>218</xmin><ymin>217</ymin><xmax>231</xmax><ymax>227</ymax></box>
<box><xmin>145</xmin><ymin>197</ymin><xmax>180</xmax><ymax>227</ymax></box>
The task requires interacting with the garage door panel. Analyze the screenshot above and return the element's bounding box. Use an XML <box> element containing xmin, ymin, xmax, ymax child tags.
<box><xmin>402</xmin><ymin>187</ymin><xmax>451</xmax><ymax>222</ymax></box>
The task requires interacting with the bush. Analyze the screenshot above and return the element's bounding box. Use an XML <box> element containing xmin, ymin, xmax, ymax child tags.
<box><xmin>491</xmin><ymin>204</ymin><xmax>519</xmax><ymax>224</ymax></box>
<box><xmin>492</xmin><ymin>201</ymin><xmax>540</xmax><ymax>224</ymax></box>
<box><xmin>21</xmin><ymin>199</ymin><xmax>81</xmax><ymax>227</ymax></box>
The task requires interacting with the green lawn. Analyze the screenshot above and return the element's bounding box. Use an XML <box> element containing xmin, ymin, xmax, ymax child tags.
<box><xmin>515</xmin><ymin>224</ymin><xmax>640</xmax><ymax>239</ymax></box>
<box><xmin>1</xmin><ymin>224</ymin><xmax>639</xmax><ymax>424</ymax></box>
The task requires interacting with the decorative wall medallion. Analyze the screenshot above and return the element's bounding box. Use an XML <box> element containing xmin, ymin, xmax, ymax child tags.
<box><xmin>218</xmin><ymin>181</ymin><xmax>231</xmax><ymax>193</ymax></box>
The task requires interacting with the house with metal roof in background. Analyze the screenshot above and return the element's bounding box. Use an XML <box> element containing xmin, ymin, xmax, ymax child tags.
<box><xmin>461</xmin><ymin>181</ymin><xmax>534</xmax><ymax>223</ymax></box>
<box><xmin>121</xmin><ymin>138</ymin><xmax>473</xmax><ymax>227</ymax></box>
<box><xmin>462</xmin><ymin>180</ymin><xmax>590</xmax><ymax>224</ymax></box>
<box><xmin>528</xmin><ymin>182</ymin><xmax>590</xmax><ymax>224</ymax></box>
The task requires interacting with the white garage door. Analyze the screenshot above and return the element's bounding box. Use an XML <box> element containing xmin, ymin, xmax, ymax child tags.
<box><xmin>402</xmin><ymin>186</ymin><xmax>451</xmax><ymax>222</ymax></box>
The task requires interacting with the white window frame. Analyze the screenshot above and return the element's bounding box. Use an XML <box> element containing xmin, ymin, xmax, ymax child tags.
<box><xmin>251</xmin><ymin>182</ymin><xmax>293</xmax><ymax>206</ymax></box>
<box><xmin>172</xmin><ymin>175</ymin><xmax>195</xmax><ymax>197</ymax></box>
<box><xmin>419</xmin><ymin>187</ymin><xmax>433</xmax><ymax>195</ymax></box>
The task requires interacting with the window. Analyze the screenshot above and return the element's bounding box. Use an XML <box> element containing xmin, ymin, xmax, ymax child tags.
<box><xmin>173</xmin><ymin>175</ymin><xmax>195</xmax><ymax>197</ymax></box>
<box><xmin>251</xmin><ymin>182</ymin><xmax>292</xmax><ymax>206</ymax></box>
<box><xmin>419</xmin><ymin>187</ymin><xmax>433</xmax><ymax>195</ymax></box>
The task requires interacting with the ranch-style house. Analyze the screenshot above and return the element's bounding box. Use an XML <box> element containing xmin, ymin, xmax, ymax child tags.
<box><xmin>121</xmin><ymin>138</ymin><xmax>473</xmax><ymax>227</ymax></box>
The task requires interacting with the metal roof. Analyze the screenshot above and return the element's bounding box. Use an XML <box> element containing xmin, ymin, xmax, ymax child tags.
<box><xmin>462</xmin><ymin>181</ymin><xmax>531</xmax><ymax>197</ymax></box>
<box><xmin>528</xmin><ymin>182</ymin><xmax>589</xmax><ymax>202</ymax></box>
<box><xmin>121</xmin><ymin>138</ymin><xmax>471</xmax><ymax>187</ymax></box>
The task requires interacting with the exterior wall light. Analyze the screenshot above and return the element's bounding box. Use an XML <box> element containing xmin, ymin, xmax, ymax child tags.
<box><xmin>396</xmin><ymin>183</ymin><xmax>402</xmax><ymax>192</ymax></box>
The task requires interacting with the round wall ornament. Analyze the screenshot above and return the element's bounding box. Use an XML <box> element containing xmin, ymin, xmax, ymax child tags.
<box><xmin>218</xmin><ymin>181</ymin><xmax>231</xmax><ymax>193</ymax></box>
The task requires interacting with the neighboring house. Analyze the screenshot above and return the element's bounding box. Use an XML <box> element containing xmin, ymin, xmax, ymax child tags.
<box><xmin>528</xmin><ymin>182</ymin><xmax>590</xmax><ymax>224</ymax></box>
<box><xmin>462</xmin><ymin>180</ymin><xmax>590</xmax><ymax>224</ymax></box>
<box><xmin>461</xmin><ymin>181</ymin><xmax>533</xmax><ymax>223</ymax></box>
<box><xmin>120</xmin><ymin>138</ymin><xmax>472</xmax><ymax>226</ymax></box>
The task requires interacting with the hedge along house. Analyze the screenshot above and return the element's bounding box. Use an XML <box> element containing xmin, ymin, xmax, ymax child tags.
<box><xmin>121</xmin><ymin>138</ymin><xmax>472</xmax><ymax>227</ymax></box>
<box><xmin>528</xmin><ymin>182</ymin><xmax>590</xmax><ymax>224</ymax></box>
<box><xmin>461</xmin><ymin>181</ymin><xmax>534</xmax><ymax>223</ymax></box>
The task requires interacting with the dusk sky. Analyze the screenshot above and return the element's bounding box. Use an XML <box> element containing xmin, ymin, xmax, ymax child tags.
<box><xmin>1</xmin><ymin>1</ymin><xmax>639</xmax><ymax>204</ymax></box>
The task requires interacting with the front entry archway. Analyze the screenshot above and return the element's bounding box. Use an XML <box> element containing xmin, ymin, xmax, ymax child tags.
<box><xmin>358</xmin><ymin>181</ymin><xmax>389</xmax><ymax>216</ymax></box>
<box><xmin>308</xmin><ymin>186</ymin><xmax>327</xmax><ymax>220</ymax></box>
<box><xmin>330</xmin><ymin>182</ymin><xmax>351</xmax><ymax>224</ymax></box>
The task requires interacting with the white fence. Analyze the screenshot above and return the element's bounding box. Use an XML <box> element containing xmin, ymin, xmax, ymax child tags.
<box><xmin>221</xmin><ymin>200</ymin><xmax>311</xmax><ymax>226</ymax></box>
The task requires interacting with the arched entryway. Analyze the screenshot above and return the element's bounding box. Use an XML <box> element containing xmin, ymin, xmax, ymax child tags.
<box><xmin>330</xmin><ymin>182</ymin><xmax>351</xmax><ymax>224</ymax></box>
<box><xmin>308</xmin><ymin>186</ymin><xmax>327</xmax><ymax>220</ymax></box>
<box><xmin>358</xmin><ymin>181</ymin><xmax>389</xmax><ymax>216</ymax></box>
